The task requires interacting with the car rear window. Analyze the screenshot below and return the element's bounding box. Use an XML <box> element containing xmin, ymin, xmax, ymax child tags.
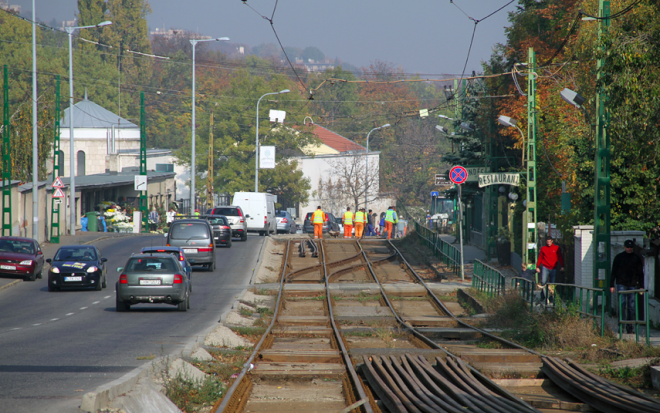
<box><xmin>213</xmin><ymin>208</ymin><xmax>239</xmax><ymax>216</ymax></box>
<box><xmin>170</xmin><ymin>223</ymin><xmax>210</xmax><ymax>240</ymax></box>
<box><xmin>142</xmin><ymin>248</ymin><xmax>180</xmax><ymax>259</ymax></box>
<box><xmin>208</xmin><ymin>216</ymin><xmax>228</xmax><ymax>225</ymax></box>
<box><xmin>54</xmin><ymin>247</ymin><xmax>97</xmax><ymax>261</ymax></box>
<box><xmin>0</xmin><ymin>240</ymin><xmax>34</xmax><ymax>254</ymax></box>
<box><xmin>126</xmin><ymin>257</ymin><xmax>176</xmax><ymax>272</ymax></box>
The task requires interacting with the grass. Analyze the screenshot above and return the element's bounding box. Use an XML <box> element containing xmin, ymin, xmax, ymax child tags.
<box><xmin>230</xmin><ymin>326</ymin><xmax>267</xmax><ymax>341</ymax></box>
<box><xmin>239</xmin><ymin>307</ymin><xmax>254</xmax><ymax>317</ymax></box>
<box><xmin>165</xmin><ymin>375</ymin><xmax>225</xmax><ymax>413</ymax></box>
<box><xmin>251</xmin><ymin>287</ymin><xmax>277</xmax><ymax>296</ymax></box>
<box><xmin>136</xmin><ymin>354</ymin><xmax>156</xmax><ymax>360</ymax></box>
<box><xmin>333</xmin><ymin>292</ymin><xmax>381</xmax><ymax>303</ymax></box>
<box><xmin>344</xmin><ymin>330</ymin><xmax>375</xmax><ymax>337</ymax></box>
<box><xmin>257</xmin><ymin>307</ymin><xmax>274</xmax><ymax>316</ymax></box>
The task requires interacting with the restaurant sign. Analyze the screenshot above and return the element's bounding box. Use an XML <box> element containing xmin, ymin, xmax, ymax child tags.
<box><xmin>478</xmin><ymin>173</ymin><xmax>520</xmax><ymax>188</ymax></box>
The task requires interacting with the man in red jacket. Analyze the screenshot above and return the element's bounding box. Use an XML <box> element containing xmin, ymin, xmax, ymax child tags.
<box><xmin>536</xmin><ymin>236</ymin><xmax>564</xmax><ymax>301</ymax></box>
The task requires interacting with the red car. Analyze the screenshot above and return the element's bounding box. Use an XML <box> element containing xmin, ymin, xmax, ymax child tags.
<box><xmin>0</xmin><ymin>237</ymin><xmax>45</xmax><ymax>281</ymax></box>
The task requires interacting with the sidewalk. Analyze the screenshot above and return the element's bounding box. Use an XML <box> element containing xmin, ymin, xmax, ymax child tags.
<box><xmin>0</xmin><ymin>232</ymin><xmax>149</xmax><ymax>292</ymax></box>
<box><xmin>438</xmin><ymin>234</ymin><xmax>487</xmax><ymax>263</ymax></box>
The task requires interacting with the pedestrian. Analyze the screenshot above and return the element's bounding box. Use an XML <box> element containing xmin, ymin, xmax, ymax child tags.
<box><xmin>518</xmin><ymin>263</ymin><xmax>535</xmax><ymax>288</ymax></box>
<box><xmin>312</xmin><ymin>206</ymin><xmax>325</xmax><ymax>239</ymax></box>
<box><xmin>354</xmin><ymin>208</ymin><xmax>366</xmax><ymax>239</ymax></box>
<box><xmin>384</xmin><ymin>206</ymin><xmax>398</xmax><ymax>240</ymax></box>
<box><xmin>194</xmin><ymin>208</ymin><xmax>200</xmax><ymax>218</ymax></box>
<box><xmin>379</xmin><ymin>214</ymin><xmax>385</xmax><ymax>236</ymax></box>
<box><xmin>396</xmin><ymin>215</ymin><xmax>406</xmax><ymax>238</ymax></box>
<box><xmin>610</xmin><ymin>239</ymin><xmax>644</xmax><ymax>334</ymax></box>
<box><xmin>342</xmin><ymin>207</ymin><xmax>354</xmax><ymax>239</ymax></box>
<box><xmin>536</xmin><ymin>236</ymin><xmax>564</xmax><ymax>302</ymax></box>
<box><xmin>166</xmin><ymin>207</ymin><xmax>176</xmax><ymax>225</ymax></box>
<box><xmin>366</xmin><ymin>209</ymin><xmax>375</xmax><ymax>236</ymax></box>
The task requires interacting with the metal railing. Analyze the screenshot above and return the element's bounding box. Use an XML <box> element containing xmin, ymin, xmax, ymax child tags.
<box><xmin>472</xmin><ymin>259</ymin><xmax>506</xmax><ymax>297</ymax></box>
<box><xmin>544</xmin><ymin>283</ymin><xmax>606</xmax><ymax>336</ymax></box>
<box><xmin>510</xmin><ymin>277</ymin><xmax>535</xmax><ymax>306</ymax></box>
<box><xmin>615</xmin><ymin>288</ymin><xmax>650</xmax><ymax>345</ymax></box>
<box><xmin>414</xmin><ymin>221</ymin><xmax>460</xmax><ymax>275</ymax></box>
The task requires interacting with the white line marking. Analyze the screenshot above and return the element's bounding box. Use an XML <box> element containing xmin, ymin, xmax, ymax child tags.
<box><xmin>80</xmin><ymin>307</ymin><xmax>88</xmax><ymax>310</ymax></box>
<box><xmin>104</xmin><ymin>296</ymin><xmax>111</xmax><ymax>299</ymax></box>
<box><xmin>11</xmin><ymin>328</ymin><xmax>21</xmax><ymax>330</ymax></box>
<box><xmin>33</xmin><ymin>323</ymin><xmax>41</xmax><ymax>326</ymax></box>
<box><xmin>92</xmin><ymin>301</ymin><xmax>100</xmax><ymax>305</ymax></box>
<box><xmin>51</xmin><ymin>318</ymin><xmax>59</xmax><ymax>321</ymax></box>
<box><xmin>66</xmin><ymin>313</ymin><xmax>74</xmax><ymax>316</ymax></box>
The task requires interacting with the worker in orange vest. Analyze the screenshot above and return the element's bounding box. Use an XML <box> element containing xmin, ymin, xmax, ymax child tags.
<box><xmin>342</xmin><ymin>207</ymin><xmax>354</xmax><ymax>239</ymax></box>
<box><xmin>312</xmin><ymin>206</ymin><xmax>326</xmax><ymax>239</ymax></box>
<box><xmin>354</xmin><ymin>208</ymin><xmax>366</xmax><ymax>239</ymax></box>
<box><xmin>384</xmin><ymin>206</ymin><xmax>398</xmax><ymax>240</ymax></box>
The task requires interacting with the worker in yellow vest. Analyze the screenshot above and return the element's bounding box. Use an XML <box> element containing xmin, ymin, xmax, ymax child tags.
<box><xmin>354</xmin><ymin>208</ymin><xmax>366</xmax><ymax>239</ymax></box>
<box><xmin>312</xmin><ymin>206</ymin><xmax>326</xmax><ymax>239</ymax></box>
<box><xmin>342</xmin><ymin>207</ymin><xmax>354</xmax><ymax>239</ymax></box>
<box><xmin>384</xmin><ymin>206</ymin><xmax>398</xmax><ymax>240</ymax></box>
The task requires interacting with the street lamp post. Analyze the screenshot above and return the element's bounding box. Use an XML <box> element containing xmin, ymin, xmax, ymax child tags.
<box><xmin>364</xmin><ymin>124</ymin><xmax>390</xmax><ymax>209</ymax></box>
<box><xmin>66</xmin><ymin>20</ymin><xmax>112</xmax><ymax>235</ymax></box>
<box><xmin>190</xmin><ymin>37</ymin><xmax>229</xmax><ymax>214</ymax></box>
<box><xmin>254</xmin><ymin>89</ymin><xmax>289</xmax><ymax>192</ymax></box>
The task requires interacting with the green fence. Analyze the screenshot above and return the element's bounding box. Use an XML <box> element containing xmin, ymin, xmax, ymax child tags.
<box><xmin>543</xmin><ymin>283</ymin><xmax>607</xmax><ymax>336</ymax></box>
<box><xmin>472</xmin><ymin>259</ymin><xmax>506</xmax><ymax>297</ymax></box>
<box><xmin>414</xmin><ymin>221</ymin><xmax>460</xmax><ymax>275</ymax></box>
<box><xmin>615</xmin><ymin>289</ymin><xmax>650</xmax><ymax>345</ymax></box>
<box><xmin>510</xmin><ymin>277</ymin><xmax>535</xmax><ymax>306</ymax></box>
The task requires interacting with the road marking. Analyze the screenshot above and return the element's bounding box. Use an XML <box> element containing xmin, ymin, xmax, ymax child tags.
<box><xmin>51</xmin><ymin>318</ymin><xmax>59</xmax><ymax>321</ymax></box>
<box><xmin>66</xmin><ymin>313</ymin><xmax>74</xmax><ymax>316</ymax></box>
<box><xmin>11</xmin><ymin>327</ymin><xmax>21</xmax><ymax>330</ymax></box>
<box><xmin>33</xmin><ymin>323</ymin><xmax>41</xmax><ymax>326</ymax></box>
<box><xmin>80</xmin><ymin>307</ymin><xmax>88</xmax><ymax>310</ymax></box>
<box><xmin>92</xmin><ymin>301</ymin><xmax>100</xmax><ymax>305</ymax></box>
<box><xmin>104</xmin><ymin>296</ymin><xmax>111</xmax><ymax>299</ymax></box>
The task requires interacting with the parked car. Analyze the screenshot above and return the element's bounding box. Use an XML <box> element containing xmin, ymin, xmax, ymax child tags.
<box><xmin>115</xmin><ymin>253</ymin><xmax>190</xmax><ymax>312</ymax></box>
<box><xmin>206</xmin><ymin>215</ymin><xmax>232</xmax><ymax>248</ymax></box>
<box><xmin>232</xmin><ymin>192</ymin><xmax>276</xmax><ymax>236</ymax></box>
<box><xmin>46</xmin><ymin>245</ymin><xmax>107</xmax><ymax>291</ymax></box>
<box><xmin>303</xmin><ymin>211</ymin><xmax>340</xmax><ymax>234</ymax></box>
<box><xmin>206</xmin><ymin>206</ymin><xmax>248</xmax><ymax>241</ymax></box>
<box><xmin>0</xmin><ymin>236</ymin><xmax>45</xmax><ymax>281</ymax></box>
<box><xmin>140</xmin><ymin>246</ymin><xmax>192</xmax><ymax>289</ymax></box>
<box><xmin>276</xmin><ymin>210</ymin><xmax>297</xmax><ymax>234</ymax></box>
<box><xmin>166</xmin><ymin>219</ymin><xmax>216</xmax><ymax>271</ymax></box>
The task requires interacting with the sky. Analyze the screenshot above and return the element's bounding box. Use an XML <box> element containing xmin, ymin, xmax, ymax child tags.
<box><xmin>15</xmin><ymin>0</ymin><xmax>518</xmax><ymax>75</ymax></box>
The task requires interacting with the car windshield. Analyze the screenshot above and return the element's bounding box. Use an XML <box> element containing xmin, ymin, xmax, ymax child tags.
<box><xmin>277</xmin><ymin>211</ymin><xmax>288</xmax><ymax>218</ymax></box>
<box><xmin>213</xmin><ymin>208</ymin><xmax>239</xmax><ymax>216</ymax></box>
<box><xmin>54</xmin><ymin>247</ymin><xmax>97</xmax><ymax>261</ymax></box>
<box><xmin>126</xmin><ymin>257</ymin><xmax>176</xmax><ymax>272</ymax></box>
<box><xmin>208</xmin><ymin>217</ymin><xmax>227</xmax><ymax>225</ymax></box>
<box><xmin>0</xmin><ymin>240</ymin><xmax>34</xmax><ymax>254</ymax></box>
<box><xmin>170</xmin><ymin>223</ymin><xmax>209</xmax><ymax>240</ymax></box>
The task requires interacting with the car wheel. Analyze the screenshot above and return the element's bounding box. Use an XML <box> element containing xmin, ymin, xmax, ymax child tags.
<box><xmin>116</xmin><ymin>294</ymin><xmax>129</xmax><ymax>312</ymax></box>
<box><xmin>48</xmin><ymin>283</ymin><xmax>57</xmax><ymax>292</ymax></box>
<box><xmin>241</xmin><ymin>232</ymin><xmax>247</xmax><ymax>242</ymax></box>
<box><xmin>24</xmin><ymin>272</ymin><xmax>36</xmax><ymax>282</ymax></box>
<box><xmin>37</xmin><ymin>271</ymin><xmax>42</xmax><ymax>279</ymax></box>
<box><xmin>177</xmin><ymin>294</ymin><xmax>188</xmax><ymax>312</ymax></box>
<box><xmin>187</xmin><ymin>292</ymin><xmax>191</xmax><ymax>309</ymax></box>
<box><xmin>226</xmin><ymin>240</ymin><xmax>232</xmax><ymax>248</ymax></box>
<box><xmin>102</xmin><ymin>275</ymin><xmax>107</xmax><ymax>288</ymax></box>
<box><xmin>95</xmin><ymin>277</ymin><xmax>102</xmax><ymax>291</ymax></box>
<box><xmin>258</xmin><ymin>231</ymin><xmax>264</xmax><ymax>236</ymax></box>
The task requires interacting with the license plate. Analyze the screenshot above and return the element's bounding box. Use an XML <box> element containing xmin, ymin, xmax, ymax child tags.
<box><xmin>140</xmin><ymin>279</ymin><xmax>161</xmax><ymax>285</ymax></box>
<box><xmin>0</xmin><ymin>265</ymin><xmax>16</xmax><ymax>271</ymax></box>
<box><xmin>183</xmin><ymin>248</ymin><xmax>197</xmax><ymax>254</ymax></box>
<box><xmin>64</xmin><ymin>276</ymin><xmax>82</xmax><ymax>282</ymax></box>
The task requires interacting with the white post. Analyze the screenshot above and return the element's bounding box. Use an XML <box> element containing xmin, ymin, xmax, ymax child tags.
<box><xmin>67</xmin><ymin>28</ymin><xmax>76</xmax><ymax>235</ymax></box>
<box><xmin>32</xmin><ymin>0</ymin><xmax>38</xmax><ymax>240</ymax></box>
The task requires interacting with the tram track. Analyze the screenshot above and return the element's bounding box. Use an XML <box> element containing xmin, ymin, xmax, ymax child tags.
<box><xmin>215</xmin><ymin>238</ymin><xmax>660</xmax><ymax>413</ymax></box>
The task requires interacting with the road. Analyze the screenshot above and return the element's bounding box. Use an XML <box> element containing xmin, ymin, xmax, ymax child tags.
<box><xmin>0</xmin><ymin>234</ymin><xmax>263</xmax><ymax>413</ymax></box>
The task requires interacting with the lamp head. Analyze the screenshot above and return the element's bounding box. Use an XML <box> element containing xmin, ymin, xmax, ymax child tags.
<box><xmin>459</xmin><ymin>122</ymin><xmax>474</xmax><ymax>132</ymax></box>
<box><xmin>438</xmin><ymin>114</ymin><xmax>451</xmax><ymax>120</ymax></box>
<box><xmin>497</xmin><ymin>115</ymin><xmax>517</xmax><ymax>128</ymax></box>
<box><xmin>560</xmin><ymin>88</ymin><xmax>585</xmax><ymax>108</ymax></box>
<box><xmin>278</xmin><ymin>89</ymin><xmax>290</xmax><ymax>94</ymax></box>
<box><xmin>216</xmin><ymin>37</ymin><xmax>230</xmax><ymax>41</ymax></box>
<box><xmin>379</xmin><ymin>124</ymin><xmax>391</xmax><ymax>129</ymax></box>
<box><xmin>97</xmin><ymin>21</ymin><xmax>112</xmax><ymax>27</ymax></box>
<box><xmin>435</xmin><ymin>125</ymin><xmax>448</xmax><ymax>134</ymax></box>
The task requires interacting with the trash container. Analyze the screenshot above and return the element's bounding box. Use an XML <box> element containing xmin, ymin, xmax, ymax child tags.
<box><xmin>85</xmin><ymin>211</ymin><xmax>99</xmax><ymax>232</ymax></box>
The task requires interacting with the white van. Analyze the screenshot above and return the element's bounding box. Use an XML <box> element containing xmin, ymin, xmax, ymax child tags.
<box><xmin>232</xmin><ymin>192</ymin><xmax>276</xmax><ymax>236</ymax></box>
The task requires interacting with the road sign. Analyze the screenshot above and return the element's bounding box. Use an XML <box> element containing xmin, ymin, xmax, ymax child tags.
<box><xmin>53</xmin><ymin>199</ymin><xmax>62</xmax><ymax>204</ymax></box>
<box><xmin>449</xmin><ymin>165</ymin><xmax>468</xmax><ymax>185</ymax></box>
<box><xmin>53</xmin><ymin>188</ymin><xmax>65</xmax><ymax>198</ymax></box>
<box><xmin>430</xmin><ymin>191</ymin><xmax>439</xmax><ymax>197</ymax></box>
<box><xmin>134</xmin><ymin>175</ymin><xmax>147</xmax><ymax>191</ymax></box>
<box><xmin>434</xmin><ymin>174</ymin><xmax>449</xmax><ymax>186</ymax></box>
<box><xmin>52</xmin><ymin>176</ymin><xmax>64</xmax><ymax>188</ymax></box>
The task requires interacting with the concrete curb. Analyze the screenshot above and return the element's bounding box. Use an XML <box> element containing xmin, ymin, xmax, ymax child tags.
<box><xmin>249</xmin><ymin>236</ymin><xmax>269</xmax><ymax>285</ymax></box>
<box><xmin>0</xmin><ymin>279</ymin><xmax>21</xmax><ymax>292</ymax></box>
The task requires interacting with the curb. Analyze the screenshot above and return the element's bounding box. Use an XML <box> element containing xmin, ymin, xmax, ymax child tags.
<box><xmin>249</xmin><ymin>236</ymin><xmax>269</xmax><ymax>285</ymax></box>
<box><xmin>0</xmin><ymin>279</ymin><xmax>21</xmax><ymax>292</ymax></box>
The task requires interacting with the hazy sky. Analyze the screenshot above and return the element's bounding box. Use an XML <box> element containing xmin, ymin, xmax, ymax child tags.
<box><xmin>16</xmin><ymin>0</ymin><xmax>518</xmax><ymax>75</ymax></box>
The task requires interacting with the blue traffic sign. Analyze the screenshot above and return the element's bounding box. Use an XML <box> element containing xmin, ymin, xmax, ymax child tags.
<box><xmin>430</xmin><ymin>191</ymin><xmax>439</xmax><ymax>197</ymax></box>
<box><xmin>449</xmin><ymin>165</ymin><xmax>468</xmax><ymax>185</ymax></box>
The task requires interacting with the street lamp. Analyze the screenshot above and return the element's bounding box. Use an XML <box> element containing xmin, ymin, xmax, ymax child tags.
<box><xmin>66</xmin><ymin>20</ymin><xmax>112</xmax><ymax>235</ymax></box>
<box><xmin>255</xmin><ymin>89</ymin><xmax>290</xmax><ymax>192</ymax></box>
<box><xmin>190</xmin><ymin>37</ymin><xmax>229</xmax><ymax>213</ymax></box>
<box><xmin>364</xmin><ymin>124</ymin><xmax>390</xmax><ymax>209</ymax></box>
<box><xmin>497</xmin><ymin>115</ymin><xmax>525</xmax><ymax>164</ymax></box>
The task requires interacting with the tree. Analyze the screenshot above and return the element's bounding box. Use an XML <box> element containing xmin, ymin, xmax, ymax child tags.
<box><xmin>302</xmin><ymin>46</ymin><xmax>324</xmax><ymax>62</ymax></box>
<box><xmin>317</xmin><ymin>155</ymin><xmax>380</xmax><ymax>213</ymax></box>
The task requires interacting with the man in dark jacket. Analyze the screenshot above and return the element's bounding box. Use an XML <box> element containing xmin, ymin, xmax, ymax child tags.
<box><xmin>610</xmin><ymin>239</ymin><xmax>644</xmax><ymax>333</ymax></box>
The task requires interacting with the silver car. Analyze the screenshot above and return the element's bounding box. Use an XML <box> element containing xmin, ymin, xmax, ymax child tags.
<box><xmin>276</xmin><ymin>210</ymin><xmax>297</xmax><ymax>234</ymax></box>
<box><xmin>206</xmin><ymin>206</ymin><xmax>248</xmax><ymax>241</ymax></box>
<box><xmin>116</xmin><ymin>254</ymin><xmax>190</xmax><ymax>312</ymax></box>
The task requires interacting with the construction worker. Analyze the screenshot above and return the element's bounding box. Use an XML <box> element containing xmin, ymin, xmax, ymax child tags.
<box><xmin>342</xmin><ymin>207</ymin><xmax>354</xmax><ymax>239</ymax></box>
<box><xmin>384</xmin><ymin>206</ymin><xmax>398</xmax><ymax>240</ymax></box>
<box><xmin>194</xmin><ymin>209</ymin><xmax>200</xmax><ymax>219</ymax></box>
<box><xmin>354</xmin><ymin>208</ymin><xmax>366</xmax><ymax>239</ymax></box>
<box><xmin>312</xmin><ymin>206</ymin><xmax>325</xmax><ymax>239</ymax></box>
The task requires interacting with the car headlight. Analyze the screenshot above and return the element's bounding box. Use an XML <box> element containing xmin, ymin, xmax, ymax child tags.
<box><xmin>51</xmin><ymin>267</ymin><xmax>60</xmax><ymax>273</ymax></box>
<box><xmin>87</xmin><ymin>266</ymin><xmax>99</xmax><ymax>273</ymax></box>
<box><xmin>20</xmin><ymin>260</ymin><xmax>33</xmax><ymax>265</ymax></box>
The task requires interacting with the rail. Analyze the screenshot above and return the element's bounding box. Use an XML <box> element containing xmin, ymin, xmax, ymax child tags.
<box><xmin>413</xmin><ymin>221</ymin><xmax>460</xmax><ymax>275</ymax></box>
<box><xmin>472</xmin><ymin>259</ymin><xmax>506</xmax><ymax>297</ymax></box>
<box><xmin>615</xmin><ymin>288</ymin><xmax>650</xmax><ymax>345</ymax></box>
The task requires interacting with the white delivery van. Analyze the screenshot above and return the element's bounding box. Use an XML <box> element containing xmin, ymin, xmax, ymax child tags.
<box><xmin>232</xmin><ymin>192</ymin><xmax>277</xmax><ymax>236</ymax></box>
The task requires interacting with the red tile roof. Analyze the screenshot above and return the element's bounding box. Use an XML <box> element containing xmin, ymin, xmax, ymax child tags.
<box><xmin>309</xmin><ymin>124</ymin><xmax>365</xmax><ymax>153</ymax></box>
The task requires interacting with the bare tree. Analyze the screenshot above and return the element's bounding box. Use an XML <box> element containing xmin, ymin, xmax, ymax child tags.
<box><xmin>317</xmin><ymin>154</ymin><xmax>380</xmax><ymax>213</ymax></box>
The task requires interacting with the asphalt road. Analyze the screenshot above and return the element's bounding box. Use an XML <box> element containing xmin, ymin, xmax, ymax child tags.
<box><xmin>0</xmin><ymin>234</ymin><xmax>263</xmax><ymax>413</ymax></box>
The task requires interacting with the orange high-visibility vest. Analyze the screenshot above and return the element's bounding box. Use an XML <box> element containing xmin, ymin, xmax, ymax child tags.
<box><xmin>312</xmin><ymin>210</ymin><xmax>325</xmax><ymax>224</ymax></box>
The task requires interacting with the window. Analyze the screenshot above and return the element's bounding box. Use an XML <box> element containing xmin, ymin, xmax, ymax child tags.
<box><xmin>77</xmin><ymin>151</ymin><xmax>86</xmax><ymax>176</ymax></box>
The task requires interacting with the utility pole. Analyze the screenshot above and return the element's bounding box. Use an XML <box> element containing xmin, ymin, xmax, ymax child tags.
<box><xmin>207</xmin><ymin>112</ymin><xmax>214</xmax><ymax>210</ymax></box>
<box><xmin>50</xmin><ymin>76</ymin><xmax>61</xmax><ymax>243</ymax></box>
<box><xmin>139</xmin><ymin>92</ymin><xmax>148</xmax><ymax>232</ymax></box>
<box><xmin>525</xmin><ymin>48</ymin><xmax>538</xmax><ymax>266</ymax></box>
<box><xmin>595</xmin><ymin>0</ymin><xmax>611</xmax><ymax>304</ymax></box>
<box><xmin>2</xmin><ymin>65</ymin><xmax>12</xmax><ymax>236</ymax></box>
<box><xmin>32</xmin><ymin>0</ymin><xmax>38</xmax><ymax>240</ymax></box>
